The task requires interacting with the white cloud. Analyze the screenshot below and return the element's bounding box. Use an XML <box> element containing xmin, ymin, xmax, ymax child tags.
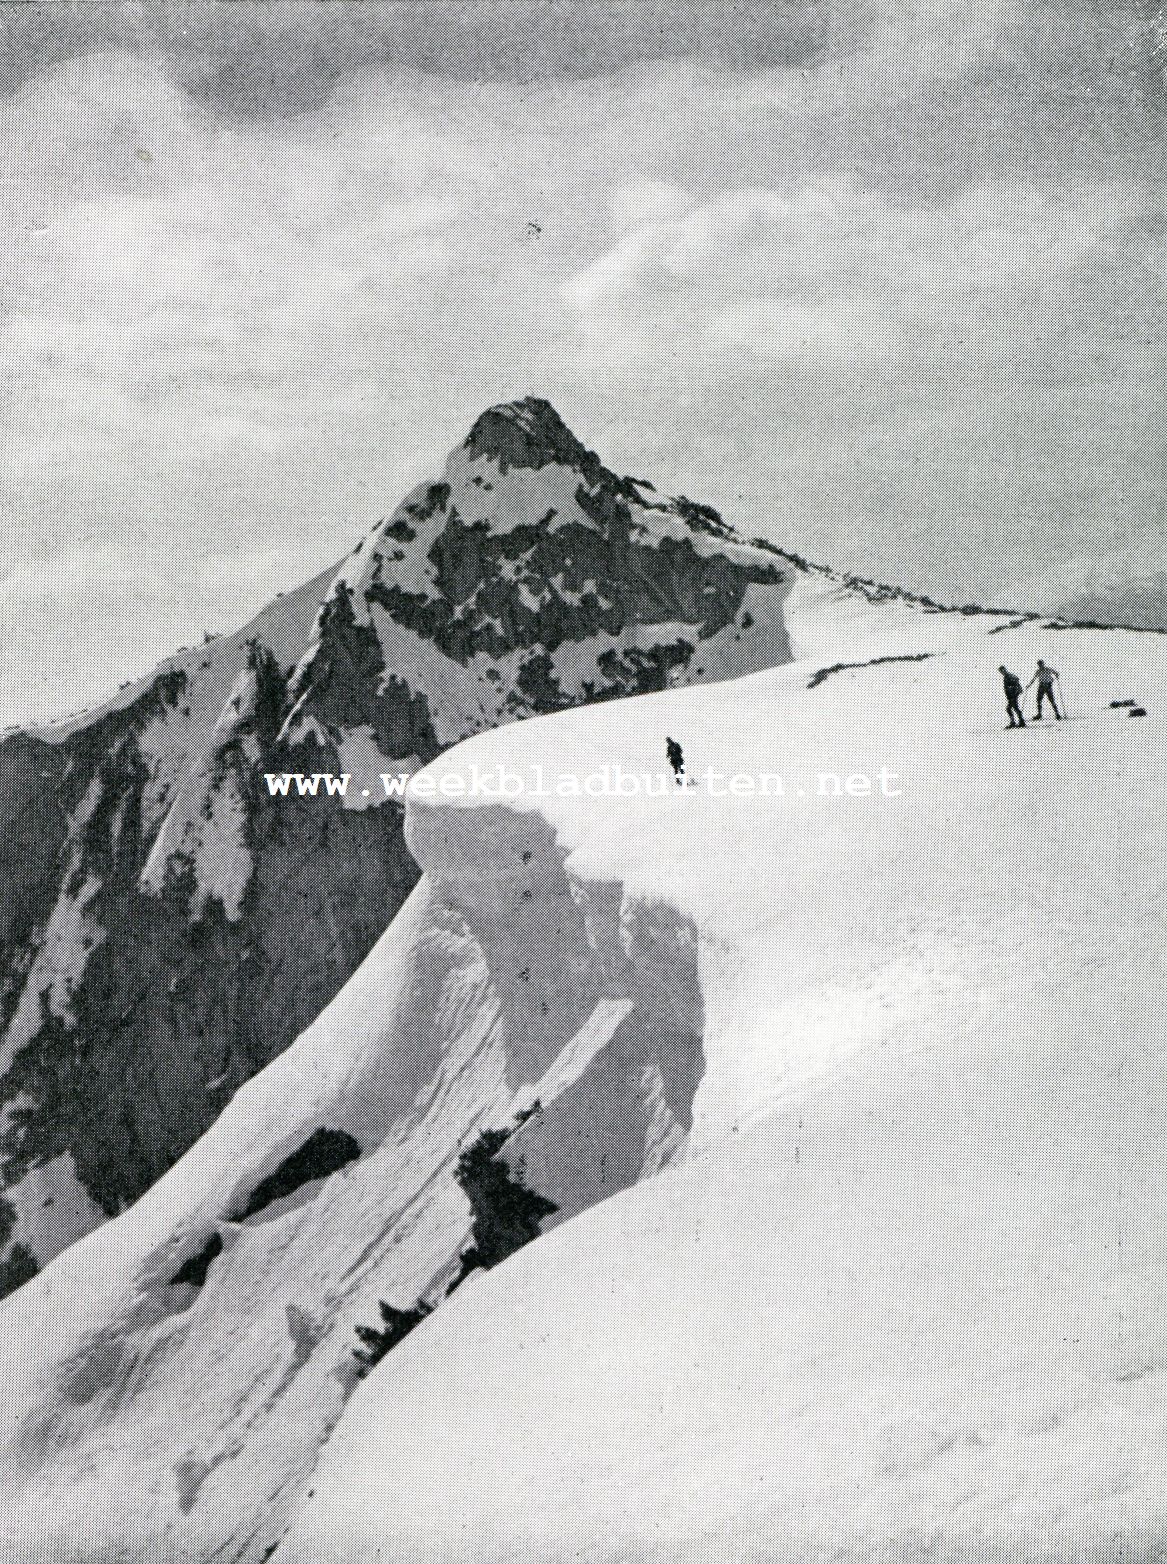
<box><xmin>608</xmin><ymin>180</ymin><xmax>695</xmax><ymax>237</ymax></box>
<box><xmin>564</xmin><ymin>177</ymin><xmax>1128</xmax><ymax>355</ymax></box>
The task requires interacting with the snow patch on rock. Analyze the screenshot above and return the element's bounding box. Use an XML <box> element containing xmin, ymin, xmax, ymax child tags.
<box><xmin>140</xmin><ymin>763</ymin><xmax>253</xmax><ymax>922</ymax></box>
<box><xmin>333</xmin><ymin>727</ymin><xmax>406</xmax><ymax>811</ymax></box>
<box><xmin>7</xmin><ymin>1153</ymin><xmax>106</xmax><ymax>1267</ymax></box>
<box><xmin>0</xmin><ymin>872</ymin><xmax>104</xmax><ymax>1071</ymax></box>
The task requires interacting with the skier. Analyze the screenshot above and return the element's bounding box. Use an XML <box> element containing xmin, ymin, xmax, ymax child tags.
<box><xmin>665</xmin><ymin>736</ymin><xmax>685</xmax><ymax>783</ymax></box>
<box><xmin>1026</xmin><ymin>659</ymin><xmax>1063</xmax><ymax>721</ymax></box>
<box><xmin>998</xmin><ymin>666</ymin><xmax>1026</xmax><ymax>729</ymax></box>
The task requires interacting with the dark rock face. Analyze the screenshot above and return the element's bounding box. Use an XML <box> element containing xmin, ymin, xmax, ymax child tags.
<box><xmin>462</xmin><ymin>397</ymin><xmax>595</xmax><ymax>476</ymax></box>
<box><xmin>370</xmin><ymin>504</ymin><xmax>760</xmax><ymax>689</ymax></box>
<box><xmin>0</xmin><ymin>398</ymin><xmax>794</xmax><ymax>1290</ymax></box>
<box><xmin>0</xmin><ymin>644</ymin><xmax>422</xmax><ymax>1247</ymax></box>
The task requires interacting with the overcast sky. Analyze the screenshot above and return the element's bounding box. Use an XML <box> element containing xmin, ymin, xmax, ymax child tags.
<box><xmin>2</xmin><ymin>0</ymin><xmax>1164</xmax><ymax>726</ymax></box>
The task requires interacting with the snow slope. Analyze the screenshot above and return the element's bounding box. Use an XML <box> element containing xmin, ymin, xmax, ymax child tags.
<box><xmin>277</xmin><ymin>574</ymin><xmax>1167</xmax><ymax>1564</ymax></box>
<box><xmin>0</xmin><ymin>789</ymin><xmax>706</xmax><ymax>1563</ymax></box>
<box><xmin>2</xmin><ymin>572</ymin><xmax>1161</xmax><ymax>1563</ymax></box>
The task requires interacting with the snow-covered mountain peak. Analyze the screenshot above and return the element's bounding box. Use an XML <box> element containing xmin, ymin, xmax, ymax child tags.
<box><xmin>340</xmin><ymin>398</ymin><xmax>774</xmax><ymax>583</ymax></box>
<box><xmin>0</xmin><ymin>402</ymin><xmax>797</xmax><ymax>1296</ymax></box>
<box><xmin>282</xmin><ymin>402</ymin><xmax>792</xmax><ymax>762</ymax></box>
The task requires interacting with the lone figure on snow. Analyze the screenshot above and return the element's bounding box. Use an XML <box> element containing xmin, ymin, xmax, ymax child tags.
<box><xmin>1026</xmin><ymin>659</ymin><xmax>1063</xmax><ymax>721</ymax></box>
<box><xmin>665</xmin><ymin>736</ymin><xmax>685</xmax><ymax>783</ymax></box>
<box><xmin>999</xmin><ymin>666</ymin><xmax>1026</xmax><ymax>729</ymax></box>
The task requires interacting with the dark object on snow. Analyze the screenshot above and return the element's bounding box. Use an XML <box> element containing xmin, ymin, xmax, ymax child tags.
<box><xmin>354</xmin><ymin>1107</ymin><xmax>553</xmax><ymax>1375</ymax></box>
<box><xmin>1129</xmin><ymin>706</ymin><xmax>1148</xmax><ymax>718</ymax></box>
<box><xmin>353</xmin><ymin>1299</ymin><xmax>432</xmax><ymax>1375</ymax></box>
<box><xmin>232</xmin><ymin>1128</ymin><xmax>361</xmax><ymax>1221</ymax></box>
<box><xmin>170</xmin><ymin>1231</ymin><xmax>223</xmax><ymax>1289</ymax></box>
<box><xmin>807</xmin><ymin>651</ymin><xmax>931</xmax><ymax>690</ymax></box>
<box><xmin>449</xmin><ymin>1119</ymin><xmax>557</xmax><ymax>1291</ymax></box>
<box><xmin>999</xmin><ymin>666</ymin><xmax>1026</xmax><ymax>728</ymax></box>
<box><xmin>1111</xmin><ymin>699</ymin><xmax>1136</xmax><ymax>708</ymax></box>
<box><xmin>665</xmin><ymin>736</ymin><xmax>685</xmax><ymax>782</ymax></box>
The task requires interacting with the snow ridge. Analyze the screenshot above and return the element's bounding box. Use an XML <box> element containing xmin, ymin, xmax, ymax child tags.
<box><xmin>278</xmin><ymin>579</ymin><xmax>1167</xmax><ymax>1564</ymax></box>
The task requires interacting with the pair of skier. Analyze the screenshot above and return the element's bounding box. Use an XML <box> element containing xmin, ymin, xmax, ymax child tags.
<box><xmin>999</xmin><ymin>660</ymin><xmax>1062</xmax><ymax>728</ymax></box>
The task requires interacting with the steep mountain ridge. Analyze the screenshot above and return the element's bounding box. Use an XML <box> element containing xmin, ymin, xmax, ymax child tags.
<box><xmin>0</xmin><ymin>566</ymin><xmax>336</xmax><ymax>1288</ymax></box>
<box><xmin>0</xmin><ymin>398</ymin><xmax>792</xmax><ymax>1288</ymax></box>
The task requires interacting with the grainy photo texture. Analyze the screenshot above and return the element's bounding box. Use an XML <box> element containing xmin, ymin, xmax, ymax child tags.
<box><xmin>0</xmin><ymin>3</ymin><xmax>1164</xmax><ymax>1561</ymax></box>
